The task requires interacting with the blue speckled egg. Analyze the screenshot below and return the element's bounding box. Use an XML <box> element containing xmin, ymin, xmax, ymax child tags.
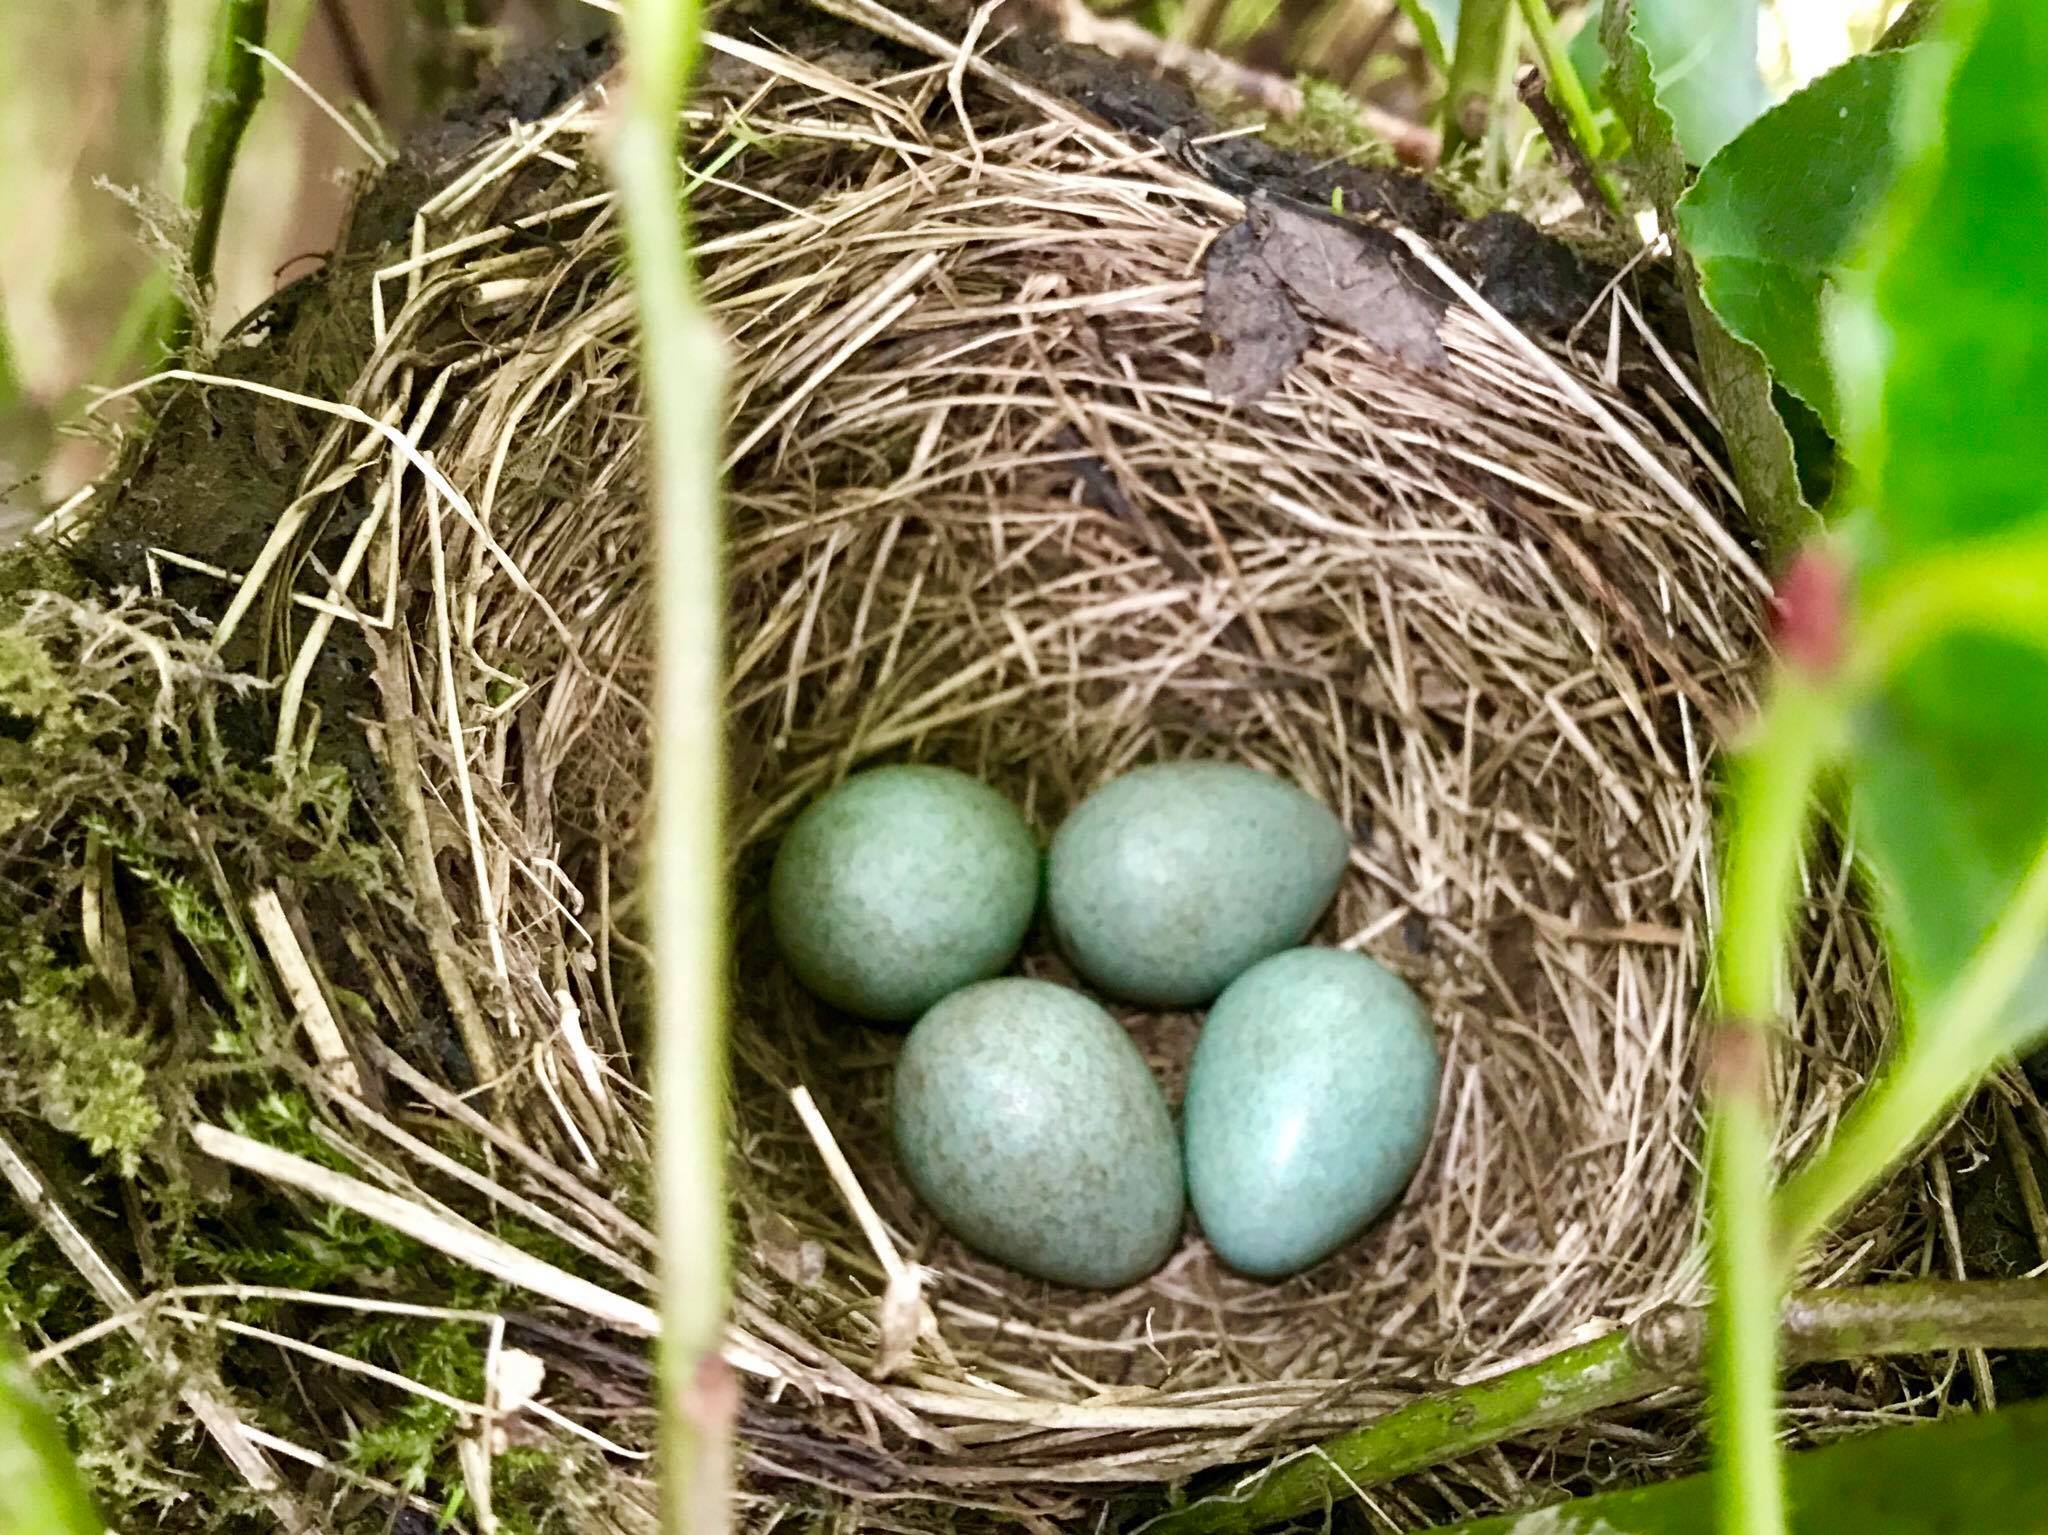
<box><xmin>769</xmin><ymin>765</ymin><xmax>1040</xmax><ymax>1023</ymax></box>
<box><xmin>892</xmin><ymin>978</ymin><xmax>1184</xmax><ymax>1288</ymax></box>
<box><xmin>1183</xmin><ymin>947</ymin><xmax>1440</xmax><ymax>1278</ymax></box>
<box><xmin>1046</xmin><ymin>762</ymin><xmax>1348</xmax><ymax>1006</ymax></box>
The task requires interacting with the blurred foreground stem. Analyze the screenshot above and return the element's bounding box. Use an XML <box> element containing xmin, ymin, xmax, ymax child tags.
<box><xmin>609</xmin><ymin>1</ymin><xmax>734</xmax><ymax>1533</ymax></box>
<box><xmin>1143</xmin><ymin>1278</ymin><xmax>2048</xmax><ymax>1535</ymax></box>
<box><xmin>1703</xmin><ymin>672</ymin><xmax>1842</xmax><ymax>1535</ymax></box>
<box><xmin>1441</xmin><ymin>0</ymin><xmax>1515</xmax><ymax>158</ymax></box>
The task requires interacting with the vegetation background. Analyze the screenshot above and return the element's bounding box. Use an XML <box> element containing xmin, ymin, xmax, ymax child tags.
<box><xmin>19</xmin><ymin>4</ymin><xmax>2048</xmax><ymax>1535</ymax></box>
<box><xmin>0</xmin><ymin>0</ymin><xmax>1888</xmax><ymax>530</ymax></box>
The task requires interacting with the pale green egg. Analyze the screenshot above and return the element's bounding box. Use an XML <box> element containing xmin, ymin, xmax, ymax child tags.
<box><xmin>1046</xmin><ymin>762</ymin><xmax>1348</xmax><ymax>1006</ymax></box>
<box><xmin>769</xmin><ymin>765</ymin><xmax>1040</xmax><ymax>1023</ymax></box>
<box><xmin>1182</xmin><ymin>947</ymin><xmax>1439</xmax><ymax>1278</ymax></box>
<box><xmin>892</xmin><ymin>978</ymin><xmax>1185</xmax><ymax>1288</ymax></box>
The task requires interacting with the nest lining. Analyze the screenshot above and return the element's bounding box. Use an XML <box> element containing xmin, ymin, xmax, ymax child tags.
<box><xmin>71</xmin><ymin>8</ymin><xmax>1914</xmax><ymax>1524</ymax></box>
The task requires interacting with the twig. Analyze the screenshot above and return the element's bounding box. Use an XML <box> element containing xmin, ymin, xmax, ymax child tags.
<box><xmin>1517</xmin><ymin>69</ymin><xmax>1615</xmax><ymax>222</ymax></box>
<box><xmin>250</xmin><ymin>888</ymin><xmax>365</xmax><ymax>1095</ymax></box>
<box><xmin>1878</xmin><ymin>0</ymin><xmax>1939</xmax><ymax>50</ymax></box>
<box><xmin>172</xmin><ymin>0</ymin><xmax>271</xmax><ymax>350</ymax></box>
<box><xmin>1926</xmin><ymin>1148</ymin><xmax>1996</xmax><ymax>1406</ymax></box>
<box><xmin>1996</xmin><ymin>1094</ymin><xmax>2048</xmax><ymax>1265</ymax></box>
<box><xmin>317</xmin><ymin>0</ymin><xmax>382</xmax><ymax>111</ymax></box>
<box><xmin>0</xmin><ymin>1127</ymin><xmax>309</xmax><ymax>1531</ymax></box>
<box><xmin>607</xmin><ymin>2</ymin><xmax>735</xmax><ymax>1532</ymax></box>
<box><xmin>1143</xmin><ymin>1279</ymin><xmax>2048</xmax><ymax>1534</ymax></box>
<box><xmin>189</xmin><ymin>1123</ymin><xmax>660</xmax><ymax>1335</ymax></box>
<box><xmin>242</xmin><ymin>40</ymin><xmax>390</xmax><ymax>167</ymax></box>
<box><xmin>367</xmin><ymin>627</ymin><xmax>504</xmax><ymax>1090</ymax></box>
<box><xmin>1512</xmin><ymin>0</ymin><xmax>1620</xmax><ymax>213</ymax></box>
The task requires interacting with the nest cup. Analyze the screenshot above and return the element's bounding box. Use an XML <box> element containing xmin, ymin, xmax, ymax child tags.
<box><xmin>170</xmin><ymin>11</ymin><xmax>1901</xmax><ymax>1522</ymax></box>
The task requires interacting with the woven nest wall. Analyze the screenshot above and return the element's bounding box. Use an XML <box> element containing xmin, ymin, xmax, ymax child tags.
<box><xmin>103</xmin><ymin>7</ymin><xmax>1908</xmax><ymax>1523</ymax></box>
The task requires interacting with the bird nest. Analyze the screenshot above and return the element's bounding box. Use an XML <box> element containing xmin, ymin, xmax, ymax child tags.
<box><xmin>45</xmin><ymin>4</ymin><xmax>1910</xmax><ymax>1529</ymax></box>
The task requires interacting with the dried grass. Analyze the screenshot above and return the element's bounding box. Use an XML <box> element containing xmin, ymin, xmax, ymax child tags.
<box><xmin>49</xmin><ymin>7</ymin><xmax>1926</xmax><ymax>1526</ymax></box>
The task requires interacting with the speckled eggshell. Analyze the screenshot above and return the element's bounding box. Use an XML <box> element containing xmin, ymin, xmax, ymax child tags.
<box><xmin>1183</xmin><ymin>948</ymin><xmax>1440</xmax><ymax>1279</ymax></box>
<box><xmin>892</xmin><ymin>978</ymin><xmax>1185</xmax><ymax>1288</ymax></box>
<box><xmin>1046</xmin><ymin>761</ymin><xmax>1348</xmax><ymax>1006</ymax></box>
<box><xmin>769</xmin><ymin>765</ymin><xmax>1040</xmax><ymax>1024</ymax></box>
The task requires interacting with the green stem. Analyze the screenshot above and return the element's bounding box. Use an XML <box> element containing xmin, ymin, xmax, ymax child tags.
<box><xmin>1146</xmin><ymin>1327</ymin><xmax>1669</xmax><ymax>1535</ymax></box>
<box><xmin>1513</xmin><ymin>0</ymin><xmax>1624</xmax><ymax>215</ymax></box>
<box><xmin>1776</xmin><ymin>823</ymin><xmax>2048</xmax><ymax>1256</ymax></box>
<box><xmin>1707</xmin><ymin>1060</ymin><xmax>1785</xmax><ymax>1535</ymax></box>
<box><xmin>1142</xmin><ymin>1279</ymin><xmax>2048</xmax><ymax>1535</ymax></box>
<box><xmin>608</xmin><ymin>3</ymin><xmax>732</xmax><ymax>1534</ymax></box>
<box><xmin>1705</xmin><ymin>672</ymin><xmax>1844</xmax><ymax>1535</ymax></box>
<box><xmin>172</xmin><ymin>0</ymin><xmax>270</xmax><ymax>350</ymax></box>
<box><xmin>1442</xmin><ymin>0</ymin><xmax>1514</xmax><ymax>154</ymax></box>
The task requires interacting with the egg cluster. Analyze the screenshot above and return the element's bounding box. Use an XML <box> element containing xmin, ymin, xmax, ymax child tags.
<box><xmin>769</xmin><ymin>761</ymin><xmax>1441</xmax><ymax>1288</ymax></box>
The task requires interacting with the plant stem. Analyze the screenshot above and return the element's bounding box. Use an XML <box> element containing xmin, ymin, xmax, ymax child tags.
<box><xmin>1145</xmin><ymin>1327</ymin><xmax>1668</xmax><ymax>1535</ymax></box>
<box><xmin>1704</xmin><ymin>672</ymin><xmax>1842</xmax><ymax>1535</ymax></box>
<box><xmin>1706</xmin><ymin>1046</ymin><xmax>1785</xmax><ymax>1535</ymax></box>
<box><xmin>1442</xmin><ymin>0</ymin><xmax>1513</xmax><ymax>153</ymax></box>
<box><xmin>1512</xmin><ymin>0</ymin><xmax>1624</xmax><ymax>215</ymax></box>
<box><xmin>1776</xmin><ymin>824</ymin><xmax>2048</xmax><ymax>1256</ymax></box>
<box><xmin>172</xmin><ymin>0</ymin><xmax>270</xmax><ymax>350</ymax></box>
<box><xmin>608</xmin><ymin>2</ymin><xmax>733</xmax><ymax>1534</ymax></box>
<box><xmin>1141</xmin><ymin>1279</ymin><xmax>2048</xmax><ymax>1535</ymax></box>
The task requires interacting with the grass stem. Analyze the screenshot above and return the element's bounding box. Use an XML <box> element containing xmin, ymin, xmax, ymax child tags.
<box><xmin>172</xmin><ymin>0</ymin><xmax>271</xmax><ymax>351</ymax></box>
<box><xmin>607</xmin><ymin>1</ymin><xmax>733</xmax><ymax>1532</ymax></box>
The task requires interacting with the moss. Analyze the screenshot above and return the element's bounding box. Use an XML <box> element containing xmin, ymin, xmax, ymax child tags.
<box><xmin>0</xmin><ymin>624</ymin><xmax>86</xmax><ymax>834</ymax></box>
<box><xmin>1253</xmin><ymin>76</ymin><xmax>1399</xmax><ymax>168</ymax></box>
<box><xmin>2</xmin><ymin>944</ymin><xmax>162</xmax><ymax>1169</ymax></box>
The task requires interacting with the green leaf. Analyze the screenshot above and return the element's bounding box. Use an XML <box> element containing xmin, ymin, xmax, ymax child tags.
<box><xmin>0</xmin><ymin>1343</ymin><xmax>102</xmax><ymax>1535</ymax></box>
<box><xmin>1565</xmin><ymin>1</ymin><xmax>1608</xmax><ymax>109</ymax></box>
<box><xmin>1677</xmin><ymin>50</ymin><xmax>1916</xmax><ymax>437</ymax></box>
<box><xmin>1396</xmin><ymin>0</ymin><xmax>1461</xmax><ymax>75</ymax></box>
<box><xmin>1849</xmin><ymin>4</ymin><xmax>2048</xmax><ymax>559</ymax></box>
<box><xmin>1626</xmin><ymin>0</ymin><xmax>1771</xmax><ymax>162</ymax></box>
<box><xmin>1600</xmin><ymin>0</ymin><xmax>1812</xmax><ymax>553</ymax></box>
<box><xmin>1837</xmin><ymin>0</ymin><xmax>2048</xmax><ymax>1033</ymax></box>
<box><xmin>1853</xmin><ymin>639</ymin><xmax>2048</xmax><ymax>1038</ymax></box>
<box><xmin>1439</xmin><ymin>1396</ymin><xmax>2048</xmax><ymax>1533</ymax></box>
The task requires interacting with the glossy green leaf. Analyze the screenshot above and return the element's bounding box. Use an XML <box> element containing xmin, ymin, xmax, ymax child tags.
<box><xmin>1676</xmin><ymin>50</ymin><xmax>1915</xmax><ymax>437</ymax></box>
<box><xmin>0</xmin><ymin>1343</ymin><xmax>101</xmax><ymax>1535</ymax></box>
<box><xmin>1600</xmin><ymin>0</ymin><xmax>1811</xmax><ymax>552</ymax></box>
<box><xmin>1395</xmin><ymin>0</ymin><xmax>1460</xmax><ymax>75</ymax></box>
<box><xmin>1837</xmin><ymin>0</ymin><xmax>2048</xmax><ymax>1032</ymax></box>
<box><xmin>1442</xmin><ymin>1396</ymin><xmax>2048</xmax><ymax>1533</ymax></box>
<box><xmin>1565</xmin><ymin>1</ymin><xmax>1607</xmax><ymax>109</ymax></box>
<box><xmin>1626</xmin><ymin>0</ymin><xmax>1770</xmax><ymax>162</ymax></box>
